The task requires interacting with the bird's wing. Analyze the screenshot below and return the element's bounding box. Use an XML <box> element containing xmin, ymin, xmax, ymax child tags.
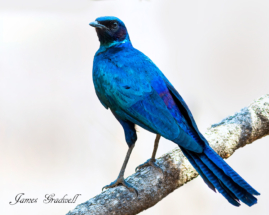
<box><xmin>94</xmin><ymin>48</ymin><xmax>203</xmax><ymax>152</ymax></box>
<box><xmin>160</xmin><ymin>74</ymin><xmax>209</xmax><ymax>145</ymax></box>
<box><xmin>106</xmin><ymin>69</ymin><xmax>180</xmax><ymax>140</ymax></box>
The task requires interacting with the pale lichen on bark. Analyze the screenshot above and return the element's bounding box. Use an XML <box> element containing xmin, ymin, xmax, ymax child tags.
<box><xmin>67</xmin><ymin>95</ymin><xmax>269</xmax><ymax>215</ymax></box>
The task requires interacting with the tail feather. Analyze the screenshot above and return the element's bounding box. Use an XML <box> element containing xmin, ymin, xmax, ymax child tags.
<box><xmin>199</xmin><ymin>151</ymin><xmax>257</xmax><ymax>206</ymax></box>
<box><xmin>218</xmin><ymin>180</ymin><xmax>239</xmax><ymax>203</ymax></box>
<box><xmin>204</xmin><ymin>145</ymin><xmax>260</xmax><ymax>196</ymax></box>
<box><xmin>183</xmin><ymin>149</ymin><xmax>241</xmax><ymax>206</ymax></box>
<box><xmin>182</xmin><ymin>148</ymin><xmax>216</xmax><ymax>192</ymax></box>
<box><xmin>181</xmin><ymin>146</ymin><xmax>259</xmax><ymax>207</ymax></box>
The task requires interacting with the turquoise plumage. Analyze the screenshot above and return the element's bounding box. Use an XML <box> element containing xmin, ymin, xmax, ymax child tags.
<box><xmin>90</xmin><ymin>16</ymin><xmax>260</xmax><ymax>206</ymax></box>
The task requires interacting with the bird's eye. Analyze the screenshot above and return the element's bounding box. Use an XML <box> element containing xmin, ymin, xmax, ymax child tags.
<box><xmin>111</xmin><ymin>22</ymin><xmax>118</xmax><ymax>29</ymax></box>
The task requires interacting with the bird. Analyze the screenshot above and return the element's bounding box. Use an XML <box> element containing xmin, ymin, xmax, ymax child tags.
<box><xmin>89</xmin><ymin>16</ymin><xmax>260</xmax><ymax>206</ymax></box>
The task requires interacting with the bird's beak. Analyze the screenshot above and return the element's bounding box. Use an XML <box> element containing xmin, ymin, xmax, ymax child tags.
<box><xmin>89</xmin><ymin>21</ymin><xmax>108</xmax><ymax>30</ymax></box>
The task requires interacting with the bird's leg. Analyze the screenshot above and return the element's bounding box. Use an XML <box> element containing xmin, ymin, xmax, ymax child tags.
<box><xmin>135</xmin><ymin>134</ymin><xmax>163</xmax><ymax>174</ymax></box>
<box><xmin>102</xmin><ymin>144</ymin><xmax>137</xmax><ymax>195</ymax></box>
<box><xmin>151</xmin><ymin>134</ymin><xmax>161</xmax><ymax>162</ymax></box>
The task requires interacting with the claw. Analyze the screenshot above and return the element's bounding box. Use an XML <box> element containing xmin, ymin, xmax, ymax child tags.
<box><xmin>102</xmin><ymin>185</ymin><xmax>107</xmax><ymax>192</ymax></box>
<box><xmin>135</xmin><ymin>158</ymin><xmax>163</xmax><ymax>174</ymax></box>
<box><xmin>102</xmin><ymin>177</ymin><xmax>138</xmax><ymax>196</ymax></box>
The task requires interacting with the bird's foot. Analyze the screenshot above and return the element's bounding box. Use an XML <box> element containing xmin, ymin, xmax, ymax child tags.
<box><xmin>102</xmin><ymin>176</ymin><xmax>138</xmax><ymax>196</ymax></box>
<box><xmin>135</xmin><ymin>158</ymin><xmax>163</xmax><ymax>174</ymax></box>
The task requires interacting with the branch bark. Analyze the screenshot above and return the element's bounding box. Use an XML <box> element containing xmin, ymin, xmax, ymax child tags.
<box><xmin>67</xmin><ymin>94</ymin><xmax>269</xmax><ymax>215</ymax></box>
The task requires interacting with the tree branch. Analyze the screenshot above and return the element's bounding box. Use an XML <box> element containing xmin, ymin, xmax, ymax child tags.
<box><xmin>67</xmin><ymin>94</ymin><xmax>269</xmax><ymax>215</ymax></box>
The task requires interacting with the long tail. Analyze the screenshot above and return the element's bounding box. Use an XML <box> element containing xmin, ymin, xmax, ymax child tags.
<box><xmin>181</xmin><ymin>144</ymin><xmax>260</xmax><ymax>207</ymax></box>
<box><xmin>162</xmin><ymin>84</ymin><xmax>260</xmax><ymax>206</ymax></box>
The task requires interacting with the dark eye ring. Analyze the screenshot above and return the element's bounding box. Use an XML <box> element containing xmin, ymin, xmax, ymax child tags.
<box><xmin>112</xmin><ymin>22</ymin><xmax>118</xmax><ymax>29</ymax></box>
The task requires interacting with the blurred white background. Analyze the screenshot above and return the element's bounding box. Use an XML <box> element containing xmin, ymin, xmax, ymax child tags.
<box><xmin>0</xmin><ymin>0</ymin><xmax>269</xmax><ymax>214</ymax></box>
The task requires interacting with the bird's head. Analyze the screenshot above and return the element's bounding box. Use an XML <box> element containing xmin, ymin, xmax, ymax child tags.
<box><xmin>89</xmin><ymin>16</ymin><xmax>130</xmax><ymax>48</ymax></box>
